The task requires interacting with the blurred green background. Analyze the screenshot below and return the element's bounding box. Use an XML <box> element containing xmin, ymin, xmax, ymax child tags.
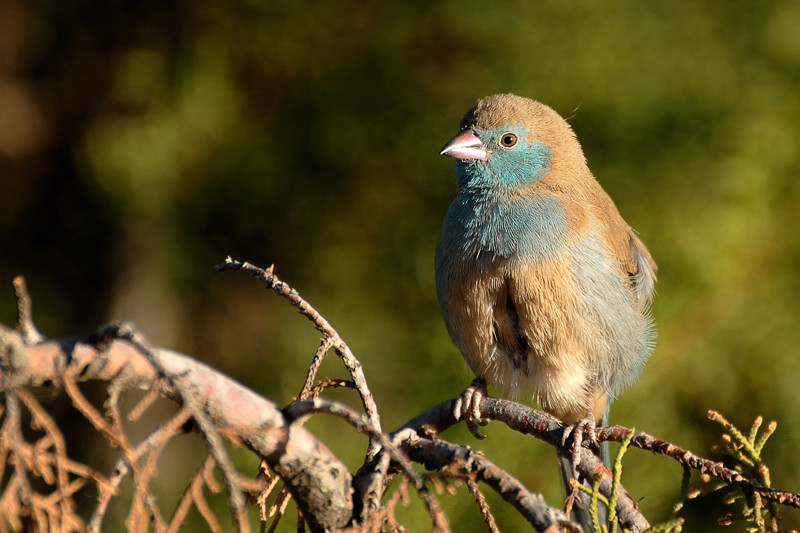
<box><xmin>2</xmin><ymin>1</ymin><xmax>800</xmax><ymax>531</ymax></box>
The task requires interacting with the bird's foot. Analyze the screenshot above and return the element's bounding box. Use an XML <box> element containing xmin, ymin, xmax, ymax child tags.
<box><xmin>453</xmin><ymin>377</ymin><xmax>489</xmax><ymax>439</ymax></box>
<box><xmin>562</xmin><ymin>412</ymin><xmax>598</xmax><ymax>476</ymax></box>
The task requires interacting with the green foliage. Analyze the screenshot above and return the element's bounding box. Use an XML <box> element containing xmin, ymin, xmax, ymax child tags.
<box><xmin>570</xmin><ymin>412</ymin><xmax>791</xmax><ymax>533</ymax></box>
<box><xmin>700</xmin><ymin>412</ymin><xmax>781</xmax><ymax>532</ymax></box>
<box><xmin>573</xmin><ymin>428</ymin><xmax>640</xmax><ymax>533</ymax></box>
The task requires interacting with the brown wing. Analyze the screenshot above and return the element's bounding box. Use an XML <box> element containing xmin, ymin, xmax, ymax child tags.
<box><xmin>626</xmin><ymin>229</ymin><xmax>657</xmax><ymax>306</ymax></box>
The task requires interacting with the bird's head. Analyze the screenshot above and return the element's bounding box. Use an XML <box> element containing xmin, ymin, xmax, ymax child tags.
<box><xmin>440</xmin><ymin>94</ymin><xmax>585</xmax><ymax>193</ymax></box>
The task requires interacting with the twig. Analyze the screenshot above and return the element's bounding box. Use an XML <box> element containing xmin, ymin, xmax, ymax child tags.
<box><xmin>599</xmin><ymin>425</ymin><xmax>800</xmax><ymax>508</ymax></box>
<box><xmin>16</xmin><ymin>389</ymin><xmax>75</xmax><ymax>525</ymax></box>
<box><xmin>88</xmin><ymin>406</ymin><xmax>194</xmax><ymax>532</ymax></box>
<box><xmin>607</xmin><ymin>427</ymin><xmax>636</xmax><ymax>532</ymax></box>
<box><xmin>466</xmin><ymin>478</ymin><xmax>500</xmax><ymax>533</ymax></box>
<box><xmin>397</xmin><ymin>397</ymin><xmax>649</xmax><ymax>531</ymax></box>
<box><xmin>217</xmin><ymin>258</ymin><xmax>381</xmax><ymax>435</ymax></box>
<box><xmin>127</xmin><ymin>378</ymin><xmax>167</xmax><ymax>422</ymax></box>
<box><xmin>98</xmin><ymin>322</ymin><xmax>250</xmax><ymax>532</ymax></box>
<box><xmin>299</xmin><ymin>336</ymin><xmax>337</xmax><ymax>401</ymax></box>
<box><xmin>5</xmin><ymin>391</ymin><xmax>34</xmax><ymax>515</ymax></box>
<box><xmin>12</xmin><ymin>276</ymin><xmax>42</xmax><ymax>344</ymax></box>
<box><xmin>168</xmin><ymin>455</ymin><xmax>221</xmax><ymax>533</ymax></box>
<box><xmin>398</xmin><ymin>434</ymin><xmax>569</xmax><ymax>533</ymax></box>
<box><xmin>0</xmin><ymin>327</ymin><xmax>353</xmax><ymax>532</ymax></box>
<box><xmin>218</xmin><ymin>258</ymin><xmax>386</xmax><ymax>511</ymax></box>
<box><xmin>256</xmin><ymin>464</ymin><xmax>283</xmax><ymax>524</ymax></box>
<box><xmin>266</xmin><ymin>488</ymin><xmax>293</xmax><ymax>533</ymax></box>
<box><xmin>304</xmin><ymin>378</ymin><xmax>356</xmax><ymax>401</ymax></box>
<box><xmin>284</xmin><ymin>399</ymin><xmax>449</xmax><ymax>532</ymax></box>
<box><xmin>63</xmin><ymin>378</ymin><xmax>168</xmax><ymax>531</ymax></box>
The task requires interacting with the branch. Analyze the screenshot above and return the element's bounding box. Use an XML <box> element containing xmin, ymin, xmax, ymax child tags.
<box><xmin>216</xmin><ymin>258</ymin><xmax>387</xmax><ymax>514</ymax></box>
<box><xmin>12</xmin><ymin>276</ymin><xmax>42</xmax><ymax>344</ymax></box>
<box><xmin>599</xmin><ymin>424</ymin><xmax>800</xmax><ymax>508</ymax></box>
<box><xmin>216</xmin><ymin>258</ymin><xmax>380</xmax><ymax>435</ymax></box>
<box><xmin>399</xmin><ymin>434</ymin><xmax>569</xmax><ymax>533</ymax></box>
<box><xmin>397</xmin><ymin>394</ymin><xmax>800</xmax><ymax>531</ymax></box>
<box><xmin>395</xmin><ymin>398</ymin><xmax>647</xmax><ymax>532</ymax></box>
<box><xmin>0</xmin><ymin>324</ymin><xmax>353</xmax><ymax>532</ymax></box>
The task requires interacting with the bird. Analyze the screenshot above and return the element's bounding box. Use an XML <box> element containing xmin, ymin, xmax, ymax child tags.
<box><xmin>435</xmin><ymin>93</ymin><xmax>656</xmax><ymax>527</ymax></box>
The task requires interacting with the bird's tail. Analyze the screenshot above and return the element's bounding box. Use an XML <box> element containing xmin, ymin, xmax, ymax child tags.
<box><xmin>557</xmin><ymin>408</ymin><xmax>610</xmax><ymax>532</ymax></box>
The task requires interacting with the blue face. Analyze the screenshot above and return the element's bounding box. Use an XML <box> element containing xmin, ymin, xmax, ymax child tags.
<box><xmin>444</xmin><ymin>123</ymin><xmax>566</xmax><ymax>261</ymax></box>
<box><xmin>456</xmin><ymin>124</ymin><xmax>552</xmax><ymax>192</ymax></box>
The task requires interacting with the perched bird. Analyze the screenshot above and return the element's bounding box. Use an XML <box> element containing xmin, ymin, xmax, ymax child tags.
<box><xmin>435</xmin><ymin>93</ymin><xmax>656</xmax><ymax>525</ymax></box>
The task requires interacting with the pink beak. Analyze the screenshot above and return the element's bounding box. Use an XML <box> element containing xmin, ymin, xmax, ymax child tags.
<box><xmin>440</xmin><ymin>129</ymin><xmax>488</xmax><ymax>161</ymax></box>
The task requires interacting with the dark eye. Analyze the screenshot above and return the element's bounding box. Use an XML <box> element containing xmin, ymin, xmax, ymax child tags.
<box><xmin>499</xmin><ymin>133</ymin><xmax>518</xmax><ymax>148</ymax></box>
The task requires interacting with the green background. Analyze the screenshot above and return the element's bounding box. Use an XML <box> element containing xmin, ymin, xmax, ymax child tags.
<box><xmin>2</xmin><ymin>1</ymin><xmax>799</xmax><ymax>530</ymax></box>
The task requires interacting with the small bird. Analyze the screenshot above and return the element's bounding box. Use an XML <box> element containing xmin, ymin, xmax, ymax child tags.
<box><xmin>435</xmin><ymin>94</ymin><xmax>656</xmax><ymax>526</ymax></box>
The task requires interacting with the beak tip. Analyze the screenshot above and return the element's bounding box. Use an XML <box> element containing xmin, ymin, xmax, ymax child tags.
<box><xmin>439</xmin><ymin>129</ymin><xmax>488</xmax><ymax>161</ymax></box>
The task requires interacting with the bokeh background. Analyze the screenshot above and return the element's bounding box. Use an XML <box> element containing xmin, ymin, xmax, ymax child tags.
<box><xmin>2</xmin><ymin>1</ymin><xmax>800</xmax><ymax>531</ymax></box>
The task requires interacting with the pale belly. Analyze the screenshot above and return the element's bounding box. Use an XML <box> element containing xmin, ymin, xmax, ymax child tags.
<box><xmin>438</xmin><ymin>230</ymin><xmax>653</xmax><ymax>423</ymax></box>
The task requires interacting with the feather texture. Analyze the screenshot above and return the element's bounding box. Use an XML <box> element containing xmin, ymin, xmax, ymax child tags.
<box><xmin>436</xmin><ymin>92</ymin><xmax>657</xmax><ymax>424</ymax></box>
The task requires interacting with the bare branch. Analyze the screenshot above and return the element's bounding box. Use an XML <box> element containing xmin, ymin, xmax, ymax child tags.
<box><xmin>466</xmin><ymin>478</ymin><xmax>500</xmax><ymax>533</ymax></box>
<box><xmin>88</xmin><ymin>406</ymin><xmax>194</xmax><ymax>531</ymax></box>
<box><xmin>216</xmin><ymin>258</ymin><xmax>380</xmax><ymax>435</ymax></box>
<box><xmin>217</xmin><ymin>258</ymin><xmax>386</xmax><ymax>511</ymax></box>
<box><xmin>285</xmin><ymin>399</ymin><xmax>450</xmax><ymax>532</ymax></box>
<box><xmin>396</xmin><ymin>397</ymin><xmax>648</xmax><ymax>532</ymax></box>
<box><xmin>299</xmin><ymin>336</ymin><xmax>338</xmax><ymax>401</ymax></box>
<box><xmin>0</xmin><ymin>324</ymin><xmax>353</xmax><ymax>532</ymax></box>
<box><xmin>398</xmin><ymin>434</ymin><xmax>568</xmax><ymax>533</ymax></box>
<box><xmin>101</xmin><ymin>322</ymin><xmax>249</xmax><ymax>530</ymax></box>
<box><xmin>168</xmin><ymin>455</ymin><xmax>222</xmax><ymax>533</ymax></box>
<box><xmin>12</xmin><ymin>276</ymin><xmax>42</xmax><ymax>344</ymax></box>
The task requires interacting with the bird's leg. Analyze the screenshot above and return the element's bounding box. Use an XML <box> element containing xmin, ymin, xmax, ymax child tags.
<box><xmin>561</xmin><ymin>395</ymin><xmax>600</xmax><ymax>479</ymax></box>
<box><xmin>560</xmin><ymin>405</ymin><xmax>597</xmax><ymax>522</ymax></box>
<box><xmin>453</xmin><ymin>377</ymin><xmax>489</xmax><ymax>439</ymax></box>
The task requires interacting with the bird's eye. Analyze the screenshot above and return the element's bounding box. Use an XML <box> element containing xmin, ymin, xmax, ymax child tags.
<box><xmin>499</xmin><ymin>133</ymin><xmax>518</xmax><ymax>148</ymax></box>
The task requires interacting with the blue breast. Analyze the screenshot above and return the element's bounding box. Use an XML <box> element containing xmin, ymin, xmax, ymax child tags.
<box><xmin>442</xmin><ymin>189</ymin><xmax>569</xmax><ymax>263</ymax></box>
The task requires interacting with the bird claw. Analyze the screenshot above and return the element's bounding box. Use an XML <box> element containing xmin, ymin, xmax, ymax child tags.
<box><xmin>562</xmin><ymin>412</ymin><xmax>598</xmax><ymax>475</ymax></box>
<box><xmin>453</xmin><ymin>378</ymin><xmax>489</xmax><ymax>439</ymax></box>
